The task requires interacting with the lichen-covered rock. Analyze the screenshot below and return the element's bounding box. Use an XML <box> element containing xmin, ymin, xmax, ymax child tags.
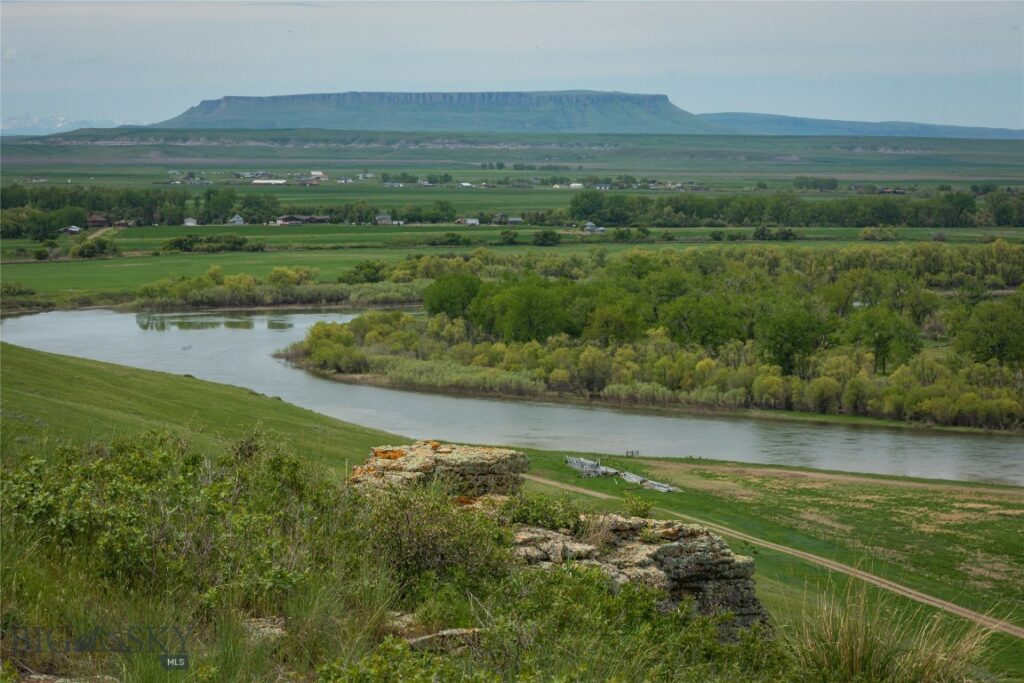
<box><xmin>514</xmin><ymin>514</ymin><xmax>769</xmax><ymax>630</ymax></box>
<box><xmin>242</xmin><ymin>616</ymin><xmax>287</xmax><ymax>643</ymax></box>
<box><xmin>349</xmin><ymin>440</ymin><xmax>529</xmax><ymax>496</ymax></box>
<box><xmin>383</xmin><ymin>611</ymin><xmax>420</xmax><ymax>637</ymax></box>
<box><xmin>353</xmin><ymin>442</ymin><xmax>768</xmax><ymax>631</ymax></box>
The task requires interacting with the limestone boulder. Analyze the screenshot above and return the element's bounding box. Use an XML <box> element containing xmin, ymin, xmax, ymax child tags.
<box><xmin>349</xmin><ymin>440</ymin><xmax>529</xmax><ymax>496</ymax></box>
<box><xmin>513</xmin><ymin>514</ymin><xmax>769</xmax><ymax>630</ymax></box>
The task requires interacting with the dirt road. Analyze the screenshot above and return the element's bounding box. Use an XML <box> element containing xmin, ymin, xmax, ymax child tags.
<box><xmin>524</xmin><ymin>473</ymin><xmax>1024</xmax><ymax>639</ymax></box>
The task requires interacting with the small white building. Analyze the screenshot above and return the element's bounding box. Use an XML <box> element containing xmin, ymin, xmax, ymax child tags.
<box><xmin>227</xmin><ymin>214</ymin><xmax>245</xmax><ymax>225</ymax></box>
<box><xmin>184</xmin><ymin>217</ymin><xmax>198</xmax><ymax>227</ymax></box>
<box><xmin>310</xmin><ymin>171</ymin><xmax>326</xmax><ymax>178</ymax></box>
<box><xmin>459</xmin><ymin>182</ymin><xmax>473</xmax><ymax>188</ymax></box>
<box><xmin>253</xmin><ymin>179</ymin><xmax>287</xmax><ymax>185</ymax></box>
<box><xmin>464</xmin><ymin>218</ymin><xmax>480</xmax><ymax>226</ymax></box>
<box><xmin>64</xmin><ymin>225</ymin><xmax>82</xmax><ymax>234</ymax></box>
<box><xmin>569</xmin><ymin>183</ymin><xmax>584</xmax><ymax>190</ymax></box>
<box><xmin>508</xmin><ymin>217</ymin><xmax>524</xmax><ymax>225</ymax></box>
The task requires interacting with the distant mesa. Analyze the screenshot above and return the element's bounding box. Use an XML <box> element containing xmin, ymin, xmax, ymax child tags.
<box><xmin>155</xmin><ymin>91</ymin><xmax>1024</xmax><ymax>139</ymax></box>
<box><xmin>154</xmin><ymin>90</ymin><xmax>725</xmax><ymax>135</ymax></box>
<box><xmin>14</xmin><ymin>91</ymin><xmax>1023</xmax><ymax>139</ymax></box>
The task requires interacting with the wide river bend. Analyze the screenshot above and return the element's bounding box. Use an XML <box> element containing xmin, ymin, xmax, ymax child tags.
<box><xmin>2</xmin><ymin>309</ymin><xmax>1021</xmax><ymax>485</ymax></box>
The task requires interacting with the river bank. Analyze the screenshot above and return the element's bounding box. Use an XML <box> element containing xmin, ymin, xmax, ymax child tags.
<box><xmin>291</xmin><ymin>362</ymin><xmax>1023</xmax><ymax>438</ymax></box>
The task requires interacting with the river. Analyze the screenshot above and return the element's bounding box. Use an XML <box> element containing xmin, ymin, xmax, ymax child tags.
<box><xmin>2</xmin><ymin>309</ymin><xmax>1021</xmax><ymax>485</ymax></box>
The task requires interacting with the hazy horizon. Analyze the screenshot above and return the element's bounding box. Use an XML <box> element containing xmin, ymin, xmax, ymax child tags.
<box><xmin>2</xmin><ymin>1</ymin><xmax>1022</xmax><ymax>130</ymax></box>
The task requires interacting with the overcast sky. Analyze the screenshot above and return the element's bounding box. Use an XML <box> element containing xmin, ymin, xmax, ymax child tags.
<box><xmin>2</xmin><ymin>1</ymin><xmax>1022</xmax><ymax>128</ymax></box>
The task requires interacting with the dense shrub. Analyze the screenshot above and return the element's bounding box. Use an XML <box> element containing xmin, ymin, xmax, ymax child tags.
<box><xmin>1</xmin><ymin>281</ymin><xmax>35</xmax><ymax>296</ymax></box>
<box><xmin>497</xmin><ymin>492</ymin><xmax>585</xmax><ymax>533</ymax></box>
<box><xmin>360</xmin><ymin>480</ymin><xmax>511</xmax><ymax>587</ymax></box>
<box><xmin>623</xmin><ymin>493</ymin><xmax>653</xmax><ymax>518</ymax></box>
<box><xmin>531</xmin><ymin>229</ymin><xmax>561</xmax><ymax>246</ymax></box>
<box><xmin>68</xmin><ymin>236</ymin><xmax>119</xmax><ymax>259</ymax></box>
<box><xmin>2</xmin><ymin>430</ymin><xmax>359</xmax><ymax>607</ymax></box>
<box><xmin>161</xmin><ymin>232</ymin><xmax>261</xmax><ymax>253</ymax></box>
<box><xmin>132</xmin><ymin>266</ymin><xmax>427</xmax><ymax>310</ymax></box>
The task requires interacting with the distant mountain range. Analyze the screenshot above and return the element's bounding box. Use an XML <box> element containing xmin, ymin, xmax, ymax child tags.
<box><xmin>1</xmin><ymin>115</ymin><xmax>127</xmax><ymax>136</ymax></box>
<box><xmin>9</xmin><ymin>92</ymin><xmax>1022</xmax><ymax>139</ymax></box>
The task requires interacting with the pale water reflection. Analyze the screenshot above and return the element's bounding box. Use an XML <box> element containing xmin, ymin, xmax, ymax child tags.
<box><xmin>2</xmin><ymin>309</ymin><xmax>1021</xmax><ymax>485</ymax></box>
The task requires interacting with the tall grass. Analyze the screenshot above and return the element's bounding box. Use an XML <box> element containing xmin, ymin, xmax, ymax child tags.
<box><xmin>787</xmin><ymin>579</ymin><xmax>994</xmax><ymax>683</ymax></box>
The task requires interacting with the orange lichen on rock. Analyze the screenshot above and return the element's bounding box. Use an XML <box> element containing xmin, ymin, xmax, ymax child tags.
<box><xmin>349</xmin><ymin>440</ymin><xmax>529</xmax><ymax>496</ymax></box>
<box><xmin>373</xmin><ymin>448</ymin><xmax>407</xmax><ymax>460</ymax></box>
<box><xmin>454</xmin><ymin>495</ymin><xmax>479</xmax><ymax>506</ymax></box>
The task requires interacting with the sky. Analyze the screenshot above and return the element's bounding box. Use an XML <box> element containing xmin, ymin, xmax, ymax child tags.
<box><xmin>1</xmin><ymin>0</ymin><xmax>1022</xmax><ymax>129</ymax></box>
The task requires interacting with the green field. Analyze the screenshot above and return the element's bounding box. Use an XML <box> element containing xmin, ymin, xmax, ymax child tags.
<box><xmin>2</xmin><ymin>343</ymin><xmax>1021</xmax><ymax>678</ymax></box>
<box><xmin>5</xmin><ymin>129</ymin><xmax>1023</xmax><ymax>185</ymax></box>
<box><xmin>4</xmin><ymin>227</ymin><xmax>1021</xmax><ymax>300</ymax></box>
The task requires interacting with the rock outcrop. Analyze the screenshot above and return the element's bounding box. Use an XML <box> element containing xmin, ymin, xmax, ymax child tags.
<box><xmin>349</xmin><ymin>440</ymin><xmax>528</xmax><ymax>496</ymax></box>
<box><xmin>514</xmin><ymin>515</ymin><xmax>769</xmax><ymax>629</ymax></box>
<box><xmin>353</xmin><ymin>441</ymin><xmax>768</xmax><ymax>630</ymax></box>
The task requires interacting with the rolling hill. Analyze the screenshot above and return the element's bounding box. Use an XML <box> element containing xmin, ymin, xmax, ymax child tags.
<box><xmin>697</xmin><ymin>112</ymin><xmax>1024</xmax><ymax>140</ymax></box>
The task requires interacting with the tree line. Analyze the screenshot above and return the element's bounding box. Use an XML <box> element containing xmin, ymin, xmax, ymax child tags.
<box><xmin>295</xmin><ymin>244</ymin><xmax>1024</xmax><ymax>430</ymax></box>
<box><xmin>4</xmin><ymin>183</ymin><xmax>1022</xmax><ymax>242</ymax></box>
<box><xmin>563</xmin><ymin>190</ymin><xmax>1023</xmax><ymax>228</ymax></box>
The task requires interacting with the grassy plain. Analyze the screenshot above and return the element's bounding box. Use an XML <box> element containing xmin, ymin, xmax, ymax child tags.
<box><xmin>5</xmin><ymin>129</ymin><xmax>1023</xmax><ymax>184</ymax></box>
<box><xmin>2</xmin><ymin>343</ymin><xmax>1021</xmax><ymax>677</ymax></box>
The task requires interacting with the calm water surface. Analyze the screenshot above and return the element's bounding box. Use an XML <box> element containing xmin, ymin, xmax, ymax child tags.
<box><xmin>2</xmin><ymin>309</ymin><xmax>1021</xmax><ymax>485</ymax></box>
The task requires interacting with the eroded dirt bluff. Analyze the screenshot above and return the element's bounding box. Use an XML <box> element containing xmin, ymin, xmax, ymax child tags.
<box><xmin>351</xmin><ymin>440</ymin><xmax>769</xmax><ymax>629</ymax></box>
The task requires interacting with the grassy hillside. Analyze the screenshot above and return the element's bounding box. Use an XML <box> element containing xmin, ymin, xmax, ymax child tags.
<box><xmin>1</xmin><ymin>342</ymin><xmax>1021</xmax><ymax>678</ymax></box>
<box><xmin>0</xmin><ymin>342</ymin><xmax>393</xmax><ymax>473</ymax></box>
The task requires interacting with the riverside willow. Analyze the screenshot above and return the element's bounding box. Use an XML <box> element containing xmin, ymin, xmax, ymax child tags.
<box><xmin>292</xmin><ymin>243</ymin><xmax>1024</xmax><ymax>430</ymax></box>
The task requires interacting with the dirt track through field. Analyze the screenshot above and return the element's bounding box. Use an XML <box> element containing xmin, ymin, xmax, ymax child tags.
<box><xmin>523</xmin><ymin>473</ymin><xmax>1024</xmax><ymax>639</ymax></box>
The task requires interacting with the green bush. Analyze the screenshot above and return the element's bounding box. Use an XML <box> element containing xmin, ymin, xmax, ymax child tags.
<box><xmin>498</xmin><ymin>492</ymin><xmax>585</xmax><ymax>533</ymax></box>
<box><xmin>69</xmin><ymin>236</ymin><xmax>119</xmax><ymax>259</ymax></box>
<box><xmin>361</xmin><ymin>481</ymin><xmax>512</xmax><ymax>588</ymax></box>
<box><xmin>0</xmin><ymin>281</ymin><xmax>35</xmax><ymax>296</ymax></box>
<box><xmin>319</xmin><ymin>637</ymin><xmax>497</xmax><ymax>682</ymax></box>
<box><xmin>531</xmin><ymin>229</ymin><xmax>561</xmax><ymax>246</ymax></box>
<box><xmin>2</xmin><ymin>430</ymin><xmax>364</xmax><ymax>609</ymax></box>
<box><xmin>623</xmin><ymin>493</ymin><xmax>653</xmax><ymax>518</ymax></box>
